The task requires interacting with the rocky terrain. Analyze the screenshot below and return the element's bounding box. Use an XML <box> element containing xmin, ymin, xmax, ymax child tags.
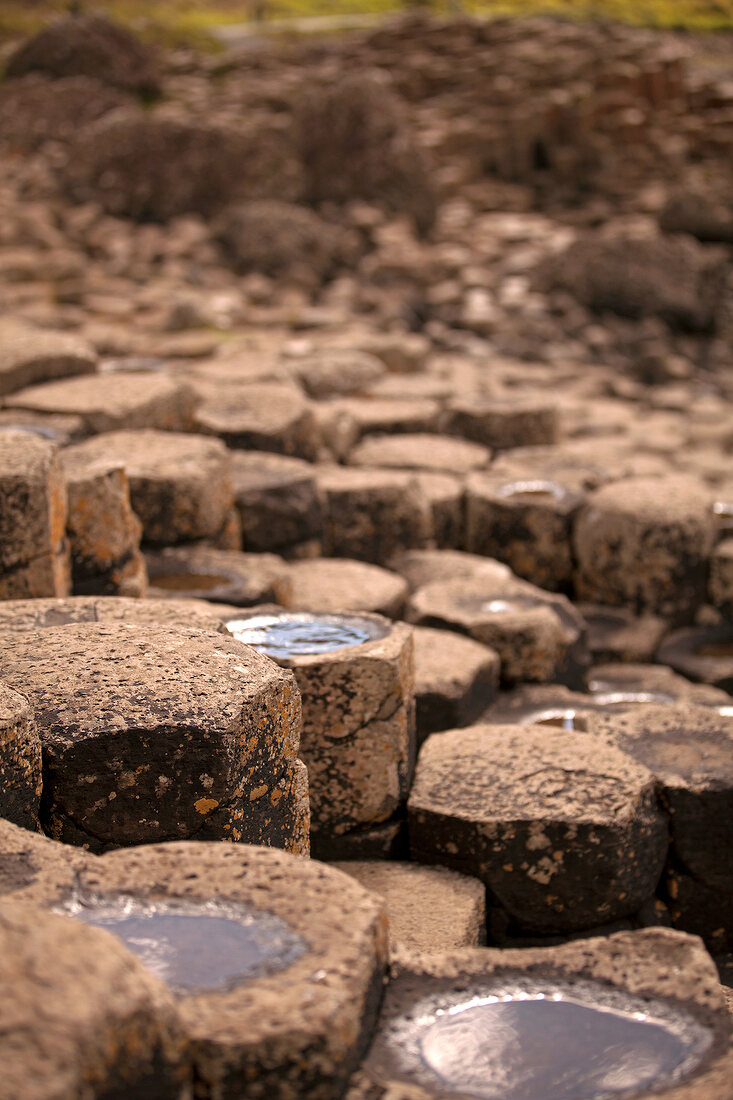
<box><xmin>0</xmin><ymin>10</ymin><xmax>731</xmax><ymax>1100</ymax></box>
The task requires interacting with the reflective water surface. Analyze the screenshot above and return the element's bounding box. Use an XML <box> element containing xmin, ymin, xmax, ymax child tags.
<box><xmin>373</xmin><ymin>979</ymin><xmax>714</xmax><ymax>1100</ymax></box>
<box><xmin>227</xmin><ymin>612</ymin><xmax>387</xmax><ymax>658</ymax></box>
<box><xmin>63</xmin><ymin>896</ymin><xmax>306</xmax><ymax>993</ymax></box>
<box><xmin>420</xmin><ymin>997</ymin><xmax>702</xmax><ymax>1100</ymax></box>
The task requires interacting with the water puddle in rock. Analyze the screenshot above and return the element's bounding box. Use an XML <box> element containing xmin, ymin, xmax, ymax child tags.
<box><xmin>227</xmin><ymin>612</ymin><xmax>387</xmax><ymax>658</ymax></box>
<box><xmin>480</xmin><ymin>596</ymin><xmax>543</xmax><ymax>616</ymax></box>
<box><xmin>375</xmin><ymin>979</ymin><xmax>713</xmax><ymax>1100</ymax></box>
<box><xmin>496</xmin><ymin>480</ymin><xmax>566</xmax><ymax>504</ymax></box>
<box><xmin>151</xmin><ymin>571</ymin><xmax>231</xmax><ymax>592</ymax></box>
<box><xmin>61</xmin><ymin>895</ymin><xmax>306</xmax><ymax>994</ymax></box>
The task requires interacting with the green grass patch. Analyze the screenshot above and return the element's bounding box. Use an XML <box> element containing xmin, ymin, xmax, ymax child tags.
<box><xmin>1</xmin><ymin>0</ymin><xmax>732</xmax><ymax>47</ymax></box>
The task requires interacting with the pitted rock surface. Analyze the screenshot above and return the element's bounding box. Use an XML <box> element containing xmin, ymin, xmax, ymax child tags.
<box><xmin>0</xmin><ymin>900</ymin><xmax>189</xmax><ymax>1100</ymax></box>
<box><xmin>64</xmin><ymin>429</ymin><xmax>233</xmax><ymax>545</ymax></box>
<box><xmin>77</xmin><ymin>841</ymin><xmax>388</xmax><ymax>1099</ymax></box>
<box><xmin>0</xmin><ymin>683</ymin><xmax>42</xmax><ymax>831</ymax></box>
<box><xmin>0</xmin><ymin>622</ymin><xmax>302</xmax><ymax>851</ymax></box>
<box><xmin>0</xmin><ymin>595</ymin><xmax>230</xmax><ymax>635</ymax></box>
<box><xmin>409</xmin><ymin>723</ymin><xmax>668</xmax><ymax>933</ymax></box>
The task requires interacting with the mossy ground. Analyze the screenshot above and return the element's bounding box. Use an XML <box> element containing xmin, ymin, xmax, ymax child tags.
<box><xmin>0</xmin><ymin>0</ymin><xmax>731</xmax><ymax>49</ymax></box>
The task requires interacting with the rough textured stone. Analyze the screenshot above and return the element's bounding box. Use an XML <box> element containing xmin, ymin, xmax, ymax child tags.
<box><xmin>0</xmin><ymin>431</ymin><xmax>70</xmax><ymax>597</ymax></box>
<box><xmin>231</xmin><ymin>451</ymin><xmax>322</xmax><ymax>554</ymax></box>
<box><xmin>465</xmin><ymin>471</ymin><xmax>584</xmax><ymax>591</ymax></box>
<box><xmin>335</xmin><ymin>860</ymin><xmax>486</xmax><ymax>953</ymax></box>
<box><xmin>0</xmin><ymin>683</ymin><xmax>42</xmax><ymax>831</ymax></box>
<box><xmin>0</xmin><ymin>328</ymin><xmax>96</xmax><ymax>398</ymax></box>
<box><xmin>65</xmin><ymin>430</ymin><xmax>233</xmax><ymax>546</ymax></box>
<box><xmin>216</xmin><ymin>200</ymin><xmax>358</xmax><ymax>286</ymax></box>
<box><xmin>409</xmin><ymin>723</ymin><xmax>668</xmax><ymax>934</ymax></box>
<box><xmin>0</xmin><ymin>900</ymin><xmax>191</xmax><ymax>1100</ymax></box>
<box><xmin>317</xmin><ymin>465</ymin><xmax>433</xmax><ymax>564</ymax></box>
<box><xmin>5</xmin><ymin>14</ymin><xmax>160</xmax><ymax>97</ymax></box>
<box><xmin>0</xmin><ymin>623</ymin><xmax>303</xmax><ymax>852</ymax></box>
<box><xmin>290</xmin><ymin>349</ymin><xmax>386</xmax><ymax>399</ymax></box>
<box><xmin>229</xmin><ymin>612</ymin><xmax>414</xmax><ymax>850</ymax></box>
<box><xmin>294</xmin><ymin>71</ymin><xmax>437</xmax><ymax>234</ymax></box>
<box><xmin>0</xmin><ymin>73</ymin><xmax>128</xmax><ymax>153</ymax></box>
<box><xmin>146</xmin><ymin>546</ymin><xmax>288</xmax><ymax>606</ymax></box>
<box><xmin>656</xmin><ymin>626</ymin><xmax>733</xmax><ymax>694</ymax></box>
<box><xmin>0</xmin><ymin>595</ymin><xmax>230</xmax><ymax>635</ymax></box>
<box><xmin>0</xmin><ymin>818</ymin><xmax>89</xmax><ymax>907</ymax></box>
<box><xmin>443</xmin><ymin>395</ymin><xmax>559</xmax><ymax>450</ymax></box>
<box><xmin>709</xmin><ymin>538</ymin><xmax>733</xmax><ymax>616</ymax></box>
<box><xmin>349</xmin><ymin>929</ymin><xmax>733</xmax><ymax>1100</ymax></box>
<box><xmin>412</xmin><ymin>625</ymin><xmax>500</xmax><ymax>740</ymax></box>
<box><xmin>587</xmin><ymin>704</ymin><xmax>733</xmax><ymax>951</ymax></box>
<box><xmin>579</xmin><ymin>603</ymin><xmax>669</xmax><ymax>663</ymax></box>
<box><xmin>62</xmin><ymin>445</ymin><xmax>144</xmax><ymax>594</ymax></box>
<box><xmin>589</xmin><ymin>662</ymin><xmax>732</xmax><ymax>707</ymax></box>
<box><xmin>75</xmin><ymin>842</ymin><xmax>387</xmax><ymax>1099</ymax></box>
<box><xmin>389</xmin><ymin>548</ymin><xmax>511</xmax><ymax>593</ymax></box>
<box><xmin>349</xmin><ymin>432</ymin><xmax>491</xmax><ymax>474</ymax></box>
<box><xmin>274</xmin><ymin>557</ymin><xmax>408</xmax><ymax>618</ymax></box>
<box><xmin>553</xmin><ymin>233</ymin><xmax>727</xmax><ymax>331</ymax></box>
<box><xmin>194</xmin><ymin>381</ymin><xmax>318</xmax><ymax>459</ymax></box>
<box><xmin>407</xmin><ymin>576</ymin><xmax>589</xmax><ymax>688</ymax></box>
<box><xmin>6</xmin><ymin>372</ymin><xmax>195</xmax><ymax>434</ymax></box>
<box><xmin>574</xmin><ymin>476</ymin><xmax>717</xmax><ymax>621</ymax></box>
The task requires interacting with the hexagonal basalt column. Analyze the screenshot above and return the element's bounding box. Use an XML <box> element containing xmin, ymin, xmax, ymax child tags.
<box><xmin>407</xmin><ymin>576</ymin><xmax>588</xmax><ymax>688</ymax></box>
<box><xmin>64</xmin><ymin>429</ymin><xmax>235</xmax><ymax>547</ymax></box>
<box><xmin>66</xmin><ymin>842</ymin><xmax>388</xmax><ymax>1099</ymax></box>
<box><xmin>573</xmin><ymin>476</ymin><xmax>717</xmax><ymax>622</ymax></box>
<box><xmin>408</xmin><ymin>723</ymin><xmax>668</xmax><ymax>936</ymax></box>
<box><xmin>0</xmin><ymin>431</ymin><xmax>70</xmax><ymax>598</ymax></box>
<box><xmin>227</xmin><ymin>610</ymin><xmax>415</xmax><ymax>857</ymax></box>
<box><xmin>587</xmin><ymin>704</ymin><xmax>733</xmax><ymax>953</ymax></box>
<box><xmin>465</xmin><ymin>472</ymin><xmax>585</xmax><ymax>592</ymax></box>
<box><xmin>5</xmin><ymin>371</ymin><xmax>195</xmax><ymax>434</ymax></box>
<box><xmin>0</xmin><ymin>901</ymin><xmax>190</xmax><ymax>1100</ymax></box>
<box><xmin>0</xmin><ymin>683</ymin><xmax>42</xmax><ymax>830</ymax></box>
<box><xmin>62</xmin><ymin>444</ymin><xmax>146</xmax><ymax>597</ymax></box>
<box><xmin>348</xmin><ymin>929</ymin><xmax>733</xmax><ymax>1100</ymax></box>
<box><xmin>317</xmin><ymin>465</ymin><xmax>433</xmax><ymax>565</ymax></box>
<box><xmin>0</xmin><ymin>622</ymin><xmax>305</xmax><ymax>853</ymax></box>
<box><xmin>0</xmin><ymin>594</ymin><xmax>230</xmax><ymax>635</ymax></box>
<box><xmin>274</xmin><ymin>557</ymin><xmax>408</xmax><ymax>618</ymax></box>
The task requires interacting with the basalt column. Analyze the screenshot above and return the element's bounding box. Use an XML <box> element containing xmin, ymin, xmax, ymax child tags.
<box><xmin>228</xmin><ymin>610</ymin><xmax>415</xmax><ymax>858</ymax></box>
<box><xmin>0</xmin><ymin>622</ymin><xmax>308</xmax><ymax>854</ymax></box>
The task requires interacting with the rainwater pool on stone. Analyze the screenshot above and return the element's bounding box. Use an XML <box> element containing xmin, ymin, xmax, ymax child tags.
<box><xmin>373</xmin><ymin>980</ymin><xmax>714</xmax><ymax>1100</ymax></box>
<box><xmin>227</xmin><ymin>612</ymin><xmax>388</xmax><ymax>658</ymax></box>
<box><xmin>61</xmin><ymin>896</ymin><xmax>306</xmax><ymax>994</ymax></box>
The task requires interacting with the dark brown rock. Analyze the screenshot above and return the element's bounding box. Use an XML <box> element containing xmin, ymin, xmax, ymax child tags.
<box><xmin>0</xmin><ymin>900</ymin><xmax>190</xmax><ymax>1100</ymax></box>
<box><xmin>293</xmin><ymin>71</ymin><xmax>437</xmax><ymax>235</ymax></box>
<box><xmin>5</xmin><ymin>14</ymin><xmax>160</xmax><ymax>97</ymax></box>
<box><xmin>0</xmin><ymin>623</ymin><xmax>303</xmax><ymax>852</ymax></box>
<box><xmin>231</xmin><ymin>451</ymin><xmax>323</xmax><ymax>553</ymax></box>
<box><xmin>5</xmin><ymin>372</ymin><xmax>195</xmax><ymax>434</ymax></box>
<box><xmin>349</xmin><ymin>929</ymin><xmax>733</xmax><ymax>1100</ymax></box>
<box><xmin>74</xmin><ymin>841</ymin><xmax>387</xmax><ymax>1099</ymax></box>
<box><xmin>408</xmin><ymin>723</ymin><xmax>668</xmax><ymax>934</ymax></box>
<box><xmin>0</xmin><ymin>683</ymin><xmax>42</xmax><ymax>832</ymax></box>
<box><xmin>412</xmin><ymin>624</ymin><xmax>499</xmax><ymax>740</ymax></box>
<box><xmin>65</xmin><ymin>430</ymin><xmax>233</xmax><ymax>546</ymax></box>
<box><xmin>146</xmin><ymin>546</ymin><xmax>288</xmax><ymax>606</ymax></box>
<box><xmin>0</xmin><ymin>328</ymin><xmax>96</xmax><ymax>398</ymax></box>
<box><xmin>656</xmin><ymin>626</ymin><xmax>733</xmax><ymax>694</ymax></box>
<box><xmin>274</xmin><ymin>557</ymin><xmax>408</xmax><ymax>618</ymax></box>
<box><xmin>0</xmin><ymin>431</ymin><xmax>70</xmax><ymax>598</ymax></box>
<box><xmin>574</xmin><ymin>476</ymin><xmax>717</xmax><ymax>622</ymax></box>
<box><xmin>443</xmin><ymin>395</ymin><xmax>559</xmax><ymax>450</ymax></box>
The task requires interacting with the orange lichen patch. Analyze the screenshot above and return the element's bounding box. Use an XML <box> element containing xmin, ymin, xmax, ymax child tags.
<box><xmin>249</xmin><ymin>784</ymin><xmax>268</xmax><ymax>801</ymax></box>
<box><xmin>194</xmin><ymin>797</ymin><xmax>219</xmax><ymax>815</ymax></box>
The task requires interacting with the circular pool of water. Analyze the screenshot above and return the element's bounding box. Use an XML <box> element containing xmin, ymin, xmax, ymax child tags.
<box><xmin>226</xmin><ymin>612</ymin><xmax>388</xmax><ymax>658</ymax></box>
<box><xmin>61</xmin><ymin>895</ymin><xmax>306</xmax><ymax>994</ymax></box>
<box><xmin>372</xmin><ymin>979</ymin><xmax>714</xmax><ymax>1100</ymax></box>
